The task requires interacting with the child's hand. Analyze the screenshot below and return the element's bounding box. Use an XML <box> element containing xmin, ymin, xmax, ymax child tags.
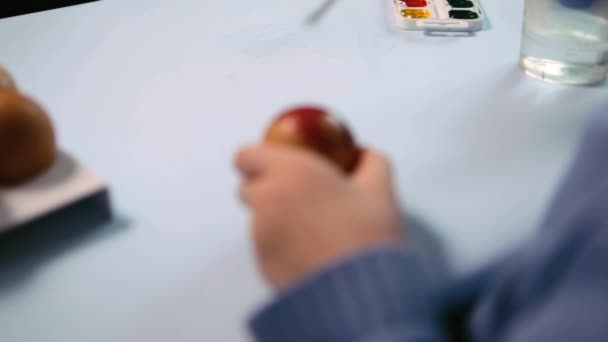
<box><xmin>235</xmin><ymin>145</ymin><xmax>405</xmax><ymax>290</ymax></box>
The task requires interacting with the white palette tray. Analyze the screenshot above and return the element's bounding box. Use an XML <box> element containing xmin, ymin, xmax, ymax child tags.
<box><xmin>0</xmin><ymin>152</ymin><xmax>109</xmax><ymax>234</ymax></box>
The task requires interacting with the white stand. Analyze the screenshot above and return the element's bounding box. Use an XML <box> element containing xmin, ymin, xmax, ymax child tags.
<box><xmin>0</xmin><ymin>152</ymin><xmax>109</xmax><ymax>233</ymax></box>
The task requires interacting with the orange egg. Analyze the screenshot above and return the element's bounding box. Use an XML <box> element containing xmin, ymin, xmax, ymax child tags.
<box><xmin>0</xmin><ymin>90</ymin><xmax>57</xmax><ymax>186</ymax></box>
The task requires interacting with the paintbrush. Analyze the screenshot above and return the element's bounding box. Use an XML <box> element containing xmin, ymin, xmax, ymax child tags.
<box><xmin>305</xmin><ymin>0</ymin><xmax>338</xmax><ymax>25</ymax></box>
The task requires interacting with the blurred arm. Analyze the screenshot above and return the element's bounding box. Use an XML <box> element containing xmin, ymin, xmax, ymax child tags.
<box><xmin>250</xmin><ymin>247</ymin><xmax>447</xmax><ymax>342</ymax></box>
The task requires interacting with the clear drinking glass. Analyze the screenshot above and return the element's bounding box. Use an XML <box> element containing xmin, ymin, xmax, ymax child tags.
<box><xmin>520</xmin><ymin>0</ymin><xmax>608</xmax><ymax>85</ymax></box>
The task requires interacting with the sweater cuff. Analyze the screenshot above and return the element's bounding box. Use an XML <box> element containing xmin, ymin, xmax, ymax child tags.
<box><xmin>250</xmin><ymin>247</ymin><xmax>437</xmax><ymax>342</ymax></box>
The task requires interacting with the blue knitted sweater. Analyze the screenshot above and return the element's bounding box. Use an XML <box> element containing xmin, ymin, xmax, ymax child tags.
<box><xmin>250</xmin><ymin>111</ymin><xmax>608</xmax><ymax>342</ymax></box>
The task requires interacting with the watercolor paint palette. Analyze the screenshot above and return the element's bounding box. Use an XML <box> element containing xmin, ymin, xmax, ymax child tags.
<box><xmin>393</xmin><ymin>0</ymin><xmax>484</xmax><ymax>32</ymax></box>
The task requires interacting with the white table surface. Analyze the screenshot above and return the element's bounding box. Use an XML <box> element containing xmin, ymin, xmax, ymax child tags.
<box><xmin>0</xmin><ymin>0</ymin><xmax>606</xmax><ymax>341</ymax></box>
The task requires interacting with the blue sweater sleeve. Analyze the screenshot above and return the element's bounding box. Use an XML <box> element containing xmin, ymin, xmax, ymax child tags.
<box><xmin>249</xmin><ymin>227</ymin><xmax>608</xmax><ymax>342</ymax></box>
<box><xmin>470</xmin><ymin>108</ymin><xmax>608</xmax><ymax>342</ymax></box>
<box><xmin>250</xmin><ymin>247</ymin><xmax>446</xmax><ymax>342</ymax></box>
<box><xmin>494</xmin><ymin>110</ymin><xmax>608</xmax><ymax>341</ymax></box>
<box><xmin>503</xmin><ymin>226</ymin><xmax>608</xmax><ymax>342</ymax></box>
